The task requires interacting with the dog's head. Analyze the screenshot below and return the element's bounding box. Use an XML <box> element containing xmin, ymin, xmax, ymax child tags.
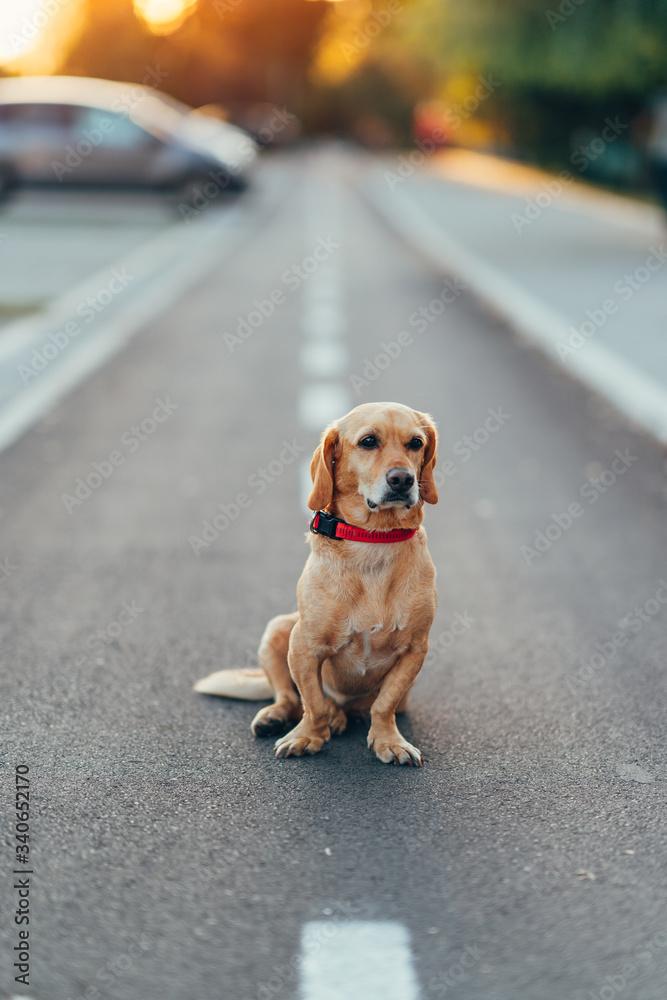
<box><xmin>308</xmin><ymin>402</ymin><xmax>438</xmax><ymax>527</ymax></box>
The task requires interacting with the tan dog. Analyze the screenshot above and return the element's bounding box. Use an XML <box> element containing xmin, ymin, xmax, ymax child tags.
<box><xmin>195</xmin><ymin>402</ymin><xmax>438</xmax><ymax>765</ymax></box>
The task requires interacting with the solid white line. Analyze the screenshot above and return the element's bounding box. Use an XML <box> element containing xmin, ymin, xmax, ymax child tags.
<box><xmin>0</xmin><ymin>161</ymin><xmax>297</xmax><ymax>454</ymax></box>
<box><xmin>298</xmin><ymin>382</ymin><xmax>351</xmax><ymax>431</ymax></box>
<box><xmin>364</xmin><ymin>172</ymin><xmax>667</xmax><ymax>446</ymax></box>
<box><xmin>299</xmin><ymin>920</ymin><xmax>420</xmax><ymax>1000</ymax></box>
<box><xmin>0</xmin><ymin>205</ymin><xmax>251</xmax><ymax>453</ymax></box>
<box><xmin>297</xmin><ymin>171</ymin><xmax>349</xmax><ymax>508</ymax></box>
<box><xmin>0</xmin><ymin>205</ymin><xmax>238</xmax><ymax>365</ymax></box>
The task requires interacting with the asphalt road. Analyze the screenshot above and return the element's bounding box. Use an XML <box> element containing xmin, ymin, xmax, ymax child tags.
<box><xmin>1</xmin><ymin>148</ymin><xmax>667</xmax><ymax>1000</ymax></box>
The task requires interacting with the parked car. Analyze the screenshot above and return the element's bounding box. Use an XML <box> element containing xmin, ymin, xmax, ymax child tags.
<box><xmin>0</xmin><ymin>75</ymin><xmax>258</xmax><ymax>199</ymax></box>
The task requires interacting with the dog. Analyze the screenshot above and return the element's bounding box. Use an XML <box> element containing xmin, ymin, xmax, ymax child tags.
<box><xmin>195</xmin><ymin>401</ymin><xmax>438</xmax><ymax>765</ymax></box>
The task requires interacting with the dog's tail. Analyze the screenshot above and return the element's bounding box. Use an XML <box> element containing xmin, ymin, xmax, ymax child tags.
<box><xmin>193</xmin><ymin>668</ymin><xmax>273</xmax><ymax>700</ymax></box>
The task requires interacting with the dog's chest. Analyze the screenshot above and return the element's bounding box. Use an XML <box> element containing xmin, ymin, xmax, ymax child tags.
<box><xmin>333</xmin><ymin>612</ymin><xmax>408</xmax><ymax>674</ymax></box>
<box><xmin>314</xmin><ymin>544</ymin><xmax>431</xmax><ymax>675</ymax></box>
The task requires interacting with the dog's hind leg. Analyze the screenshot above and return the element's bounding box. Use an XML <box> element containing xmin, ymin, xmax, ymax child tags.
<box><xmin>251</xmin><ymin>612</ymin><xmax>303</xmax><ymax>737</ymax></box>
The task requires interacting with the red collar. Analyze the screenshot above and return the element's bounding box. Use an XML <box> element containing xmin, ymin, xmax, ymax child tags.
<box><xmin>310</xmin><ymin>510</ymin><xmax>418</xmax><ymax>544</ymax></box>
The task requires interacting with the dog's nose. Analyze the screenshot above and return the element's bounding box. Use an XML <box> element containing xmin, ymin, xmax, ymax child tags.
<box><xmin>386</xmin><ymin>467</ymin><xmax>414</xmax><ymax>492</ymax></box>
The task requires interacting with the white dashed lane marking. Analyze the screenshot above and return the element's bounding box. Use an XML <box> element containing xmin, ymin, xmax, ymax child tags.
<box><xmin>295</xmin><ymin>166</ymin><xmax>420</xmax><ymax>995</ymax></box>
<box><xmin>298</xmin><ymin>382</ymin><xmax>351</xmax><ymax>432</ymax></box>
<box><xmin>297</xmin><ymin>167</ymin><xmax>352</xmax><ymax>509</ymax></box>
<box><xmin>300</xmin><ymin>296</ymin><xmax>347</xmax><ymax>339</ymax></box>
<box><xmin>298</xmin><ymin>340</ymin><xmax>349</xmax><ymax>378</ymax></box>
<box><xmin>299</xmin><ymin>921</ymin><xmax>420</xmax><ymax>1000</ymax></box>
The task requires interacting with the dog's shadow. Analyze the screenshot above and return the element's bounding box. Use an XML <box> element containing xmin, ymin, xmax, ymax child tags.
<box><xmin>279</xmin><ymin>710</ymin><xmax>424</xmax><ymax>763</ymax></box>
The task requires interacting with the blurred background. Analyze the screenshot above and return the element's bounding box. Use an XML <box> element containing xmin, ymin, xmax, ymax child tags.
<box><xmin>1</xmin><ymin>0</ymin><xmax>667</xmax><ymax>330</ymax></box>
<box><xmin>2</xmin><ymin>0</ymin><xmax>667</xmax><ymax>428</ymax></box>
<box><xmin>4</xmin><ymin>4</ymin><xmax>667</xmax><ymax>999</ymax></box>
<box><xmin>2</xmin><ymin>0</ymin><xmax>667</xmax><ymax>182</ymax></box>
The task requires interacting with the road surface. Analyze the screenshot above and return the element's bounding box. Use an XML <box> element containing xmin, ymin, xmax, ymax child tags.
<box><xmin>1</xmin><ymin>147</ymin><xmax>666</xmax><ymax>1000</ymax></box>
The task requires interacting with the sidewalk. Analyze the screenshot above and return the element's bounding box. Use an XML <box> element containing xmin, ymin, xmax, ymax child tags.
<box><xmin>365</xmin><ymin>148</ymin><xmax>667</xmax><ymax>443</ymax></box>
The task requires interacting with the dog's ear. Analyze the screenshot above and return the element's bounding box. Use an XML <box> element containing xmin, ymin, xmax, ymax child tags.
<box><xmin>308</xmin><ymin>425</ymin><xmax>339</xmax><ymax>511</ymax></box>
<box><xmin>418</xmin><ymin>413</ymin><xmax>438</xmax><ymax>505</ymax></box>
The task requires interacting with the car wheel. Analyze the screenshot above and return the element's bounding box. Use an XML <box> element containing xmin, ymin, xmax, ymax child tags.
<box><xmin>169</xmin><ymin>170</ymin><xmax>246</xmax><ymax>217</ymax></box>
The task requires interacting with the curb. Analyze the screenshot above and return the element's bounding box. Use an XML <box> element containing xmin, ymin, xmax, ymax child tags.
<box><xmin>362</xmin><ymin>171</ymin><xmax>667</xmax><ymax>447</ymax></box>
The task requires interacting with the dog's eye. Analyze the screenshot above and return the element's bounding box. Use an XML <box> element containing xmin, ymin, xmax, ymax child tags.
<box><xmin>407</xmin><ymin>437</ymin><xmax>424</xmax><ymax>450</ymax></box>
<box><xmin>358</xmin><ymin>435</ymin><xmax>378</xmax><ymax>449</ymax></box>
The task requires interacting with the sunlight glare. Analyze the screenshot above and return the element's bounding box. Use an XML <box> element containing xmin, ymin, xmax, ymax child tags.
<box><xmin>0</xmin><ymin>0</ymin><xmax>52</xmax><ymax>62</ymax></box>
<box><xmin>133</xmin><ymin>0</ymin><xmax>198</xmax><ymax>35</ymax></box>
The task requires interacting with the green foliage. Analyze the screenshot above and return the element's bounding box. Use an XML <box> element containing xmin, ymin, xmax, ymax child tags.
<box><xmin>400</xmin><ymin>0</ymin><xmax>667</xmax><ymax>98</ymax></box>
<box><xmin>383</xmin><ymin>0</ymin><xmax>667</xmax><ymax>180</ymax></box>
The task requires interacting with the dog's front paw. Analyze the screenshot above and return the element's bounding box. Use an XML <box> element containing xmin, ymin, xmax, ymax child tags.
<box><xmin>367</xmin><ymin>731</ymin><xmax>423</xmax><ymax>767</ymax></box>
<box><xmin>275</xmin><ymin>722</ymin><xmax>328</xmax><ymax>758</ymax></box>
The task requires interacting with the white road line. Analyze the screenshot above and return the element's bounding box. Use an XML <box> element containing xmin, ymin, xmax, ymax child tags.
<box><xmin>298</xmin><ymin>341</ymin><xmax>349</xmax><ymax>378</ymax></box>
<box><xmin>0</xmin><ymin>202</ymin><xmax>246</xmax><ymax>368</ymax></box>
<box><xmin>0</xmin><ymin>211</ymin><xmax>251</xmax><ymax>453</ymax></box>
<box><xmin>0</xmin><ymin>221</ymin><xmax>230</xmax><ymax>451</ymax></box>
<box><xmin>298</xmin><ymin>382</ymin><xmax>352</xmax><ymax>431</ymax></box>
<box><xmin>302</xmin><ymin>277</ymin><xmax>344</xmax><ymax>300</ymax></box>
<box><xmin>300</xmin><ymin>299</ymin><xmax>347</xmax><ymax>339</ymax></box>
<box><xmin>297</xmin><ymin>171</ymin><xmax>351</xmax><ymax>509</ymax></box>
<box><xmin>299</xmin><ymin>920</ymin><xmax>420</xmax><ymax>1000</ymax></box>
<box><xmin>0</xmin><ymin>169</ymin><xmax>292</xmax><ymax>455</ymax></box>
<box><xmin>363</xmin><ymin>172</ymin><xmax>667</xmax><ymax>446</ymax></box>
<box><xmin>0</xmin><ymin>216</ymin><xmax>241</xmax><ymax>451</ymax></box>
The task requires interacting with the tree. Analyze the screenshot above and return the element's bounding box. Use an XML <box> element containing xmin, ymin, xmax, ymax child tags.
<box><xmin>57</xmin><ymin>0</ymin><xmax>328</xmax><ymax>113</ymax></box>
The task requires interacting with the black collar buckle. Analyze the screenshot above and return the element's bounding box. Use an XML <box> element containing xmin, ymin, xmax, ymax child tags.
<box><xmin>309</xmin><ymin>510</ymin><xmax>340</xmax><ymax>538</ymax></box>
